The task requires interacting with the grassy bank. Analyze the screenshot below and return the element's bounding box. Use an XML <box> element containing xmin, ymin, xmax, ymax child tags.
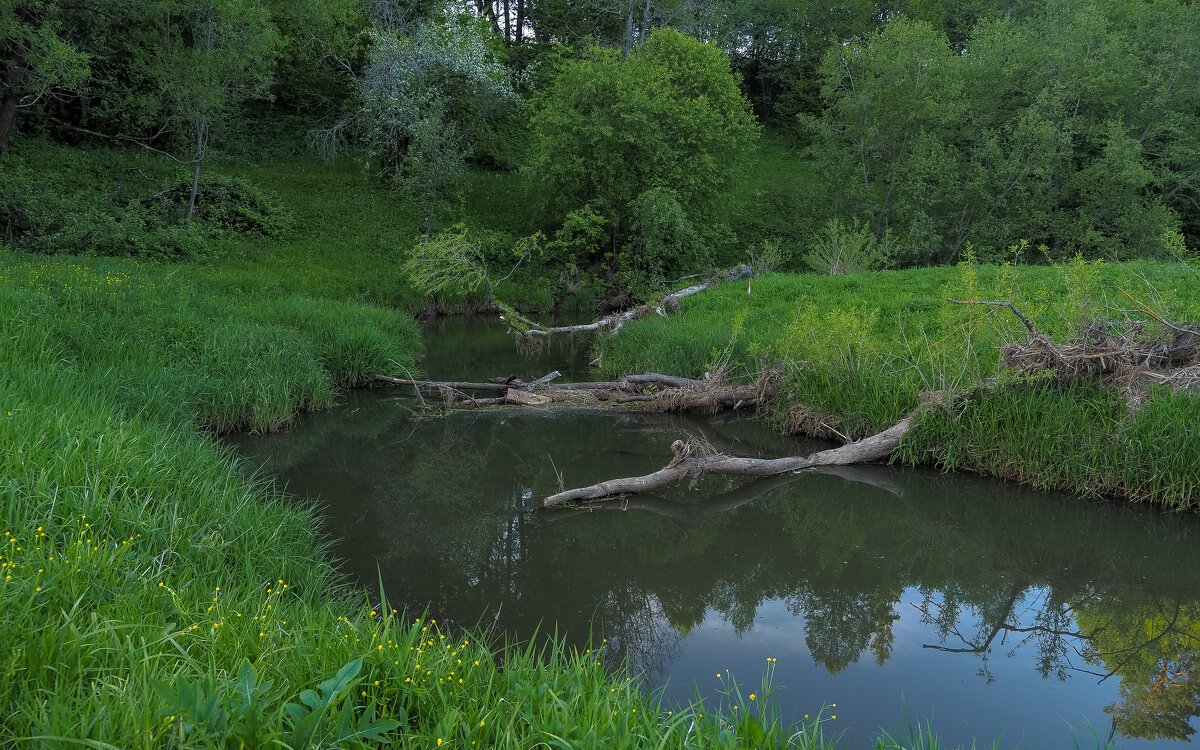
<box><xmin>0</xmin><ymin>145</ymin><xmax>854</xmax><ymax>746</ymax></box>
<box><xmin>1</xmin><ymin>138</ymin><xmax>1057</xmax><ymax>747</ymax></box>
<box><xmin>0</xmin><ymin>253</ymin><xmax>845</xmax><ymax>748</ymax></box>
<box><xmin>594</xmin><ymin>259</ymin><xmax>1200</xmax><ymax>508</ymax></box>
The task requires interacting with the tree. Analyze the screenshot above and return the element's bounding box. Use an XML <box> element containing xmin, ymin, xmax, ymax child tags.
<box><xmin>0</xmin><ymin>0</ymin><xmax>89</xmax><ymax>154</ymax></box>
<box><xmin>327</xmin><ymin>7</ymin><xmax>518</xmax><ymax>212</ymax></box>
<box><xmin>528</xmin><ymin>27</ymin><xmax>758</xmax><ymax>287</ymax></box>
<box><xmin>806</xmin><ymin>1</ymin><xmax>1200</xmax><ymax>264</ymax></box>
<box><xmin>158</xmin><ymin>1</ymin><xmax>281</xmax><ymax>219</ymax></box>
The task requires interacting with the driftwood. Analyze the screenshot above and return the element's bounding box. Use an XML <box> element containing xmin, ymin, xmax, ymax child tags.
<box><xmin>374</xmin><ymin>369</ymin><xmax>773</xmax><ymax>412</ymax></box>
<box><xmin>498</xmin><ymin>265</ymin><xmax>753</xmax><ymax>339</ymax></box>
<box><xmin>543</xmin><ymin>413</ymin><xmax>916</xmax><ymax>507</ymax></box>
<box><xmin>947</xmin><ymin>297</ymin><xmax>1200</xmax><ymax>399</ymax></box>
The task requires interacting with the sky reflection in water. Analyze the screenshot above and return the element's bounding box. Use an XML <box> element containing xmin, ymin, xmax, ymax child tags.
<box><xmin>231</xmin><ymin>322</ymin><xmax>1200</xmax><ymax>749</ymax></box>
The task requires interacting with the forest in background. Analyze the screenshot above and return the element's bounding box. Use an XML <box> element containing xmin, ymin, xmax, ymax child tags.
<box><xmin>3</xmin><ymin>0</ymin><xmax>1199</xmax><ymax>304</ymax></box>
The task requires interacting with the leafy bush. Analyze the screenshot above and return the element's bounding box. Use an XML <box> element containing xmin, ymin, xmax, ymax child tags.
<box><xmin>528</xmin><ymin>28</ymin><xmax>759</xmax><ymax>291</ymax></box>
<box><xmin>804</xmin><ymin>218</ymin><xmax>893</xmax><ymax>275</ymax></box>
<box><xmin>620</xmin><ymin>187</ymin><xmax>707</xmax><ymax>291</ymax></box>
<box><xmin>177</xmin><ymin>174</ymin><xmax>298</xmax><ymax>239</ymax></box>
<box><xmin>0</xmin><ymin>149</ymin><xmax>294</xmax><ymax>259</ymax></box>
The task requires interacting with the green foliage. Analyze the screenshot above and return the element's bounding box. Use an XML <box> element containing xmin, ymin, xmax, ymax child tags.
<box><xmin>182</xmin><ymin>173</ymin><xmax>297</xmax><ymax>238</ymax></box>
<box><xmin>404</xmin><ymin>223</ymin><xmax>539</xmax><ymax>309</ymax></box>
<box><xmin>806</xmin><ymin>2</ymin><xmax>1200</xmax><ymax>264</ymax></box>
<box><xmin>0</xmin><ymin>0</ymin><xmax>91</xmax><ymax>149</ymax></box>
<box><xmin>621</xmin><ymin>187</ymin><xmax>706</xmax><ymax>290</ymax></box>
<box><xmin>341</xmin><ymin>9</ymin><xmax>519</xmax><ymax>207</ymax></box>
<box><xmin>804</xmin><ymin>217</ymin><xmax>894</xmax><ymax>275</ymax></box>
<box><xmin>528</xmin><ymin>28</ymin><xmax>759</xmax><ymax>289</ymax></box>
<box><xmin>151</xmin><ymin>660</ymin><xmax>288</xmax><ymax>744</ymax></box>
<box><xmin>0</xmin><ymin>144</ymin><xmax>294</xmax><ymax>259</ymax></box>
<box><xmin>281</xmin><ymin>658</ymin><xmax>399</xmax><ymax>747</ymax></box>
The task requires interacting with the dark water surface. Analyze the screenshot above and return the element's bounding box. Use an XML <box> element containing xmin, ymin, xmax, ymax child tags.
<box><xmin>230</xmin><ymin>319</ymin><xmax>1200</xmax><ymax>748</ymax></box>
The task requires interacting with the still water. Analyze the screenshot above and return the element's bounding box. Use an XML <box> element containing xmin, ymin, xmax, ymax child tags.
<box><xmin>231</xmin><ymin>319</ymin><xmax>1200</xmax><ymax>748</ymax></box>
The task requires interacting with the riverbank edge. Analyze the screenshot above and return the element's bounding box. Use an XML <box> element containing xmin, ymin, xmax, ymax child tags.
<box><xmin>0</xmin><ymin>253</ymin><xmax>871</xmax><ymax>748</ymax></box>
<box><xmin>591</xmin><ymin>264</ymin><xmax>1200</xmax><ymax>510</ymax></box>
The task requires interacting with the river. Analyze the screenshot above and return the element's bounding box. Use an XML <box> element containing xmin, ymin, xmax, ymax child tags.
<box><xmin>229</xmin><ymin>318</ymin><xmax>1200</xmax><ymax>748</ymax></box>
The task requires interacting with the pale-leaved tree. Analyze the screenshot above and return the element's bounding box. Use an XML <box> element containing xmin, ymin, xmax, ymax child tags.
<box><xmin>315</xmin><ymin>7</ymin><xmax>518</xmax><ymax>213</ymax></box>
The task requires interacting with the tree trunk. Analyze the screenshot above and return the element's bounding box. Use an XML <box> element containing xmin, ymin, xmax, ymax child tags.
<box><xmin>624</xmin><ymin>0</ymin><xmax>636</xmax><ymax>55</ymax></box>
<box><xmin>503</xmin><ymin>0</ymin><xmax>511</xmax><ymax>44</ymax></box>
<box><xmin>515</xmin><ymin>0</ymin><xmax>524</xmax><ymax>44</ymax></box>
<box><xmin>0</xmin><ymin>59</ymin><xmax>25</xmax><ymax>155</ymax></box>
<box><xmin>185</xmin><ymin>120</ymin><xmax>206</xmax><ymax>220</ymax></box>
<box><xmin>499</xmin><ymin>264</ymin><xmax>753</xmax><ymax>339</ymax></box>
<box><xmin>543</xmin><ymin>414</ymin><xmax>917</xmax><ymax>507</ymax></box>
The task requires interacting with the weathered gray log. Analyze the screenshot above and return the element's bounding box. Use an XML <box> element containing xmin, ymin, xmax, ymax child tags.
<box><xmin>376</xmin><ymin>371</ymin><xmax>560</xmax><ymax>392</ymax></box>
<box><xmin>378</xmin><ymin>372</ymin><xmax>709</xmax><ymax>395</ymax></box>
<box><xmin>509</xmin><ymin>265</ymin><xmax>753</xmax><ymax>338</ymax></box>
<box><xmin>458</xmin><ymin>396</ymin><xmax>507</xmax><ymax>407</ymax></box>
<box><xmin>526</xmin><ymin>371</ymin><xmax>562</xmax><ymax>389</ymax></box>
<box><xmin>375</xmin><ymin>375</ymin><xmax>511</xmax><ymax>392</ymax></box>
<box><xmin>624</xmin><ymin>373</ymin><xmax>706</xmax><ymax>389</ymax></box>
<box><xmin>542</xmin><ymin>414</ymin><xmax>917</xmax><ymax>507</ymax></box>
<box><xmin>664</xmin><ymin>264</ymin><xmax>752</xmax><ymax>306</ymax></box>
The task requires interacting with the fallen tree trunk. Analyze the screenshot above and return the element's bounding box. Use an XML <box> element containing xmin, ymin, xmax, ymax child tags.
<box><xmin>375</xmin><ymin>375</ymin><xmax>513</xmax><ymax>392</ymax></box>
<box><xmin>500</xmin><ymin>264</ymin><xmax>753</xmax><ymax>338</ymax></box>
<box><xmin>546</xmin><ymin>465</ymin><xmax>904</xmax><ymax>527</ymax></box>
<box><xmin>543</xmin><ymin>413</ymin><xmax>916</xmax><ymax>507</ymax></box>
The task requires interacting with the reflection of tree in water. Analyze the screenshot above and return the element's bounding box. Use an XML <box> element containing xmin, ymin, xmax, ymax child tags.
<box><xmin>1076</xmin><ymin>598</ymin><xmax>1200</xmax><ymax>742</ymax></box>
<box><xmin>595</xmin><ymin>587</ymin><xmax>684</xmax><ymax>688</ymax></box>
<box><xmin>244</xmin><ymin>399</ymin><xmax>1200</xmax><ymax>742</ymax></box>
<box><xmin>788</xmin><ymin>584</ymin><xmax>901</xmax><ymax>673</ymax></box>
<box><xmin>916</xmin><ymin>584</ymin><xmax>1090</xmax><ymax>683</ymax></box>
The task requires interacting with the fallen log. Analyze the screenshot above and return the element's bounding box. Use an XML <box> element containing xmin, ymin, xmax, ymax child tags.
<box><xmin>546</xmin><ymin>464</ymin><xmax>904</xmax><ymax>527</ymax></box>
<box><xmin>374</xmin><ymin>371</ymin><xmax>561</xmax><ymax>392</ymax></box>
<box><xmin>543</xmin><ymin>413</ymin><xmax>917</xmax><ymax>507</ymax></box>
<box><xmin>375</xmin><ymin>375</ymin><xmax>512</xmax><ymax>392</ymax></box>
<box><xmin>501</xmin><ymin>265</ymin><xmax>753</xmax><ymax>338</ymax></box>
<box><xmin>376</xmin><ymin>369</ymin><xmax>780</xmax><ymax>414</ymax></box>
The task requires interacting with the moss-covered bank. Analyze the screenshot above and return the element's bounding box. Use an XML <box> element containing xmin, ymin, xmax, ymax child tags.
<box><xmin>593</xmin><ymin>260</ymin><xmax>1200</xmax><ymax>508</ymax></box>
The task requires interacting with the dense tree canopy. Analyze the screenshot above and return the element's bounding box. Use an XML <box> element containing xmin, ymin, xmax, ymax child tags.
<box><xmin>806</xmin><ymin>0</ymin><xmax>1200</xmax><ymax>264</ymax></box>
<box><xmin>3</xmin><ymin>0</ymin><xmax>1199</xmax><ymax>287</ymax></box>
<box><xmin>528</xmin><ymin>28</ymin><xmax>758</xmax><ymax>286</ymax></box>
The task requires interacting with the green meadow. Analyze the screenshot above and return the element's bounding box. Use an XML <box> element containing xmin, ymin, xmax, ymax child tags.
<box><xmin>2</xmin><ymin>137</ymin><xmax>1192</xmax><ymax>746</ymax></box>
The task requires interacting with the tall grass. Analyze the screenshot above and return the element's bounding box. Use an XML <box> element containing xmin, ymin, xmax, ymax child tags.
<box><xmin>0</xmin><ymin>242</ymin><xmax>855</xmax><ymax>746</ymax></box>
<box><xmin>594</xmin><ymin>259</ymin><xmax>1200</xmax><ymax>507</ymax></box>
